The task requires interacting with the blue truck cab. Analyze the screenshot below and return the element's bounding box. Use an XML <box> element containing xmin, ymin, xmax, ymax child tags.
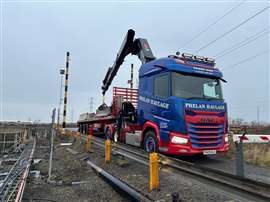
<box><xmin>138</xmin><ymin>54</ymin><xmax>229</xmax><ymax>155</ymax></box>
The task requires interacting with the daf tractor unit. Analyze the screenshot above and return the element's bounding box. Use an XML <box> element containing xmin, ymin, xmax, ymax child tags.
<box><xmin>78</xmin><ymin>29</ymin><xmax>229</xmax><ymax>156</ymax></box>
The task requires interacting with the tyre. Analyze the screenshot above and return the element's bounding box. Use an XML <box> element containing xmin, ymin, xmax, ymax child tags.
<box><xmin>143</xmin><ymin>130</ymin><xmax>158</xmax><ymax>153</ymax></box>
<box><xmin>105</xmin><ymin>127</ymin><xmax>112</xmax><ymax>140</ymax></box>
<box><xmin>85</xmin><ymin>125</ymin><xmax>89</xmax><ymax>135</ymax></box>
<box><xmin>82</xmin><ymin>125</ymin><xmax>86</xmax><ymax>134</ymax></box>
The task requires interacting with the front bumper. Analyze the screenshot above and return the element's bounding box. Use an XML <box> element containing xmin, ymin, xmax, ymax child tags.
<box><xmin>160</xmin><ymin>143</ymin><xmax>229</xmax><ymax>155</ymax></box>
<box><xmin>159</xmin><ymin>132</ymin><xmax>229</xmax><ymax>156</ymax></box>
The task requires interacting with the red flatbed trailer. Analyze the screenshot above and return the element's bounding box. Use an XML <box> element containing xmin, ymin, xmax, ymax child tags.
<box><xmin>78</xmin><ymin>87</ymin><xmax>138</xmax><ymax>136</ymax></box>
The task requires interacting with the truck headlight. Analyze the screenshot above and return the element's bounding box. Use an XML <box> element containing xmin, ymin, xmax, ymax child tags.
<box><xmin>171</xmin><ymin>136</ymin><xmax>188</xmax><ymax>144</ymax></box>
<box><xmin>225</xmin><ymin>136</ymin><xmax>229</xmax><ymax>143</ymax></box>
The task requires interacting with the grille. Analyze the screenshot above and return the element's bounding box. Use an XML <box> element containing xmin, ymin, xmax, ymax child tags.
<box><xmin>186</xmin><ymin>114</ymin><xmax>225</xmax><ymax>149</ymax></box>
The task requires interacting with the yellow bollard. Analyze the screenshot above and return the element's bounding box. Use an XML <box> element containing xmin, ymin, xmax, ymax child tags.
<box><xmin>66</xmin><ymin>130</ymin><xmax>70</xmax><ymax>136</ymax></box>
<box><xmin>105</xmin><ymin>139</ymin><xmax>111</xmax><ymax>163</ymax></box>
<box><xmin>75</xmin><ymin>131</ymin><xmax>81</xmax><ymax>144</ymax></box>
<box><xmin>57</xmin><ymin>127</ymin><xmax>61</xmax><ymax>135</ymax></box>
<box><xmin>60</xmin><ymin>128</ymin><xmax>65</xmax><ymax>136</ymax></box>
<box><xmin>76</xmin><ymin>131</ymin><xmax>81</xmax><ymax>139</ymax></box>
<box><xmin>149</xmin><ymin>152</ymin><xmax>159</xmax><ymax>191</ymax></box>
<box><xmin>85</xmin><ymin>135</ymin><xmax>92</xmax><ymax>152</ymax></box>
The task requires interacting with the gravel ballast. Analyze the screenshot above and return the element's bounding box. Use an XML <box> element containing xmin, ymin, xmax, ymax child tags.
<box><xmin>23</xmin><ymin>136</ymin><xmax>127</xmax><ymax>202</ymax></box>
<box><xmin>72</xmin><ymin>137</ymin><xmax>234</xmax><ymax>202</ymax></box>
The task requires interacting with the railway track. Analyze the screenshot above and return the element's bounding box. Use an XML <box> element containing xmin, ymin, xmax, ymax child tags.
<box><xmin>63</xmin><ymin>129</ymin><xmax>153</xmax><ymax>201</ymax></box>
<box><xmin>0</xmin><ymin>138</ymin><xmax>36</xmax><ymax>202</ymax></box>
<box><xmin>79</xmin><ymin>133</ymin><xmax>270</xmax><ymax>202</ymax></box>
<box><xmin>86</xmin><ymin>159</ymin><xmax>153</xmax><ymax>202</ymax></box>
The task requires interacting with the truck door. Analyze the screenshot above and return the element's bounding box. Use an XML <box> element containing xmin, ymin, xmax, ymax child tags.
<box><xmin>152</xmin><ymin>73</ymin><xmax>171</xmax><ymax>142</ymax></box>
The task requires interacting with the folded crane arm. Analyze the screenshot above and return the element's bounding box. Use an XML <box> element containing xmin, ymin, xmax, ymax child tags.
<box><xmin>102</xmin><ymin>29</ymin><xmax>155</xmax><ymax>95</ymax></box>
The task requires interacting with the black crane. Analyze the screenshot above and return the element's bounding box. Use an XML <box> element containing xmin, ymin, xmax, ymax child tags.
<box><xmin>101</xmin><ymin>29</ymin><xmax>155</xmax><ymax>95</ymax></box>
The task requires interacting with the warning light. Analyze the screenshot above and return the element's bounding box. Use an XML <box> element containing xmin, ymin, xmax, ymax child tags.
<box><xmin>182</xmin><ymin>53</ymin><xmax>193</xmax><ymax>59</ymax></box>
<box><xmin>194</xmin><ymin>55</ymin><xmax>205</xmax><ymax>61</ymax></box>
<box><xmin>205</xmin><ymin>57</ymin><xmax>215</xmax><ymax>64</ymax></box>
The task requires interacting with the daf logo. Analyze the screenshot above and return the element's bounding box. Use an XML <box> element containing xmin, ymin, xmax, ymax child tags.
<box><xmin>200</xmin><ymin>117</ymin><xmax>215</xmax><ymax>123</ymax></box>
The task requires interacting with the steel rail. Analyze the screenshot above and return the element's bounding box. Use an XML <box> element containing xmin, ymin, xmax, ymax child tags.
<box><xmin>80</xmin><ymin>135</ymin><xmax>151</xmax><ymax>201</ymax></box>
<box><xmin>80</xmin><ymin>133</ymin><xmax>270</xmax><ymax>202</ymax></box>
<box><xmin>86</xmin><ymin>160</ymin><xmax>152</xmax><ymax>202</ymax></box>
<box><xmin>4</xmin><ymin>170</ymin><xmax>24</xmax><ymax>202</ymax></box>
<box><xmin>15</xmin><ymin>138</ymin><xmax>36</xmax><ymax>202</ymax></box>
<box><xmin>0</xmin><ymin>138</ymin><xmax>36</xmax><ymax>202</ymax></box>
<box><xmin>0</xmin><ymin>149</ymin><xmax>25</xmax><ymax>192</ymax></box>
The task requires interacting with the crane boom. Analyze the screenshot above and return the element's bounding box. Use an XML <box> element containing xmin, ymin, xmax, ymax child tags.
<box><xmin>102</xmin><ymin>29</ymin><xmax>155</xmax><ymax>95</ymax></box>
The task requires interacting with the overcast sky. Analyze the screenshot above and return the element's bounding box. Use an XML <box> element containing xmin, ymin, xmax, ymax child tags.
<box><xmin>0</xmin><ymin>0</ymin><xmax>269</xmax><ymax>123</ymax></box>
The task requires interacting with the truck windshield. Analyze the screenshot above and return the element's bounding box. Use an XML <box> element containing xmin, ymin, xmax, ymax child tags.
<box><xmin>172</xmin><ymin>72</ymin><xmax>223</xmax><ymax>100</ymax></box>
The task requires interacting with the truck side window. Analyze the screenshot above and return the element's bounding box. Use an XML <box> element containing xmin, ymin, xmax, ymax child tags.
<box><xmin>154</xmin><ymin>74</ymin><xmax>168</xmax><ymax>98</ymax></box>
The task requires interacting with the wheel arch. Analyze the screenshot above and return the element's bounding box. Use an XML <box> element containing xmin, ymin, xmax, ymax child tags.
<box><xmin>141</xmin><ymin>121</ymin><xmax>160</xmax><ymax>147</ymax></box>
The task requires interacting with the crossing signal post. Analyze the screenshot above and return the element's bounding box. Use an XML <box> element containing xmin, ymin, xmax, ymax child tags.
<box><xmin>57</xmin><ymin>69</ymin><xmax>65</xmax><ymax>129</ymax></box>
<box><xmin>62</xmin><ymin>52</ymin><xmax>70</xmax><ymax>129</ymax></box>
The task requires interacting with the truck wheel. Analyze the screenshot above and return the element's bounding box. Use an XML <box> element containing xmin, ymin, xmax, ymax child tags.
<box><xmin>105</xmin><ymin>127</ymin><xmax>111</xmax><ymax>139</ymax></box>
<box><xmin>85</xmin><ymin>125</ymin><xmax>89</xmax><ymax>135</ymax></box>
<box><xmin>143</xmin><ymin>130</ymin><xmax>158</xmax><ymax>153</ymax></box>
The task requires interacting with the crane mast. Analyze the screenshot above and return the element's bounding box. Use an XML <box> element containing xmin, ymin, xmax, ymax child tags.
<box><xmin>101</xmin><ymin>29</ymin><xmax>155</xmax><ymax>95</ymax></box>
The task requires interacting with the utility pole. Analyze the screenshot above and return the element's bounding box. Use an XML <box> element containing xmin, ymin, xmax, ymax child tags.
<box><xmin>257</xmin><ymin>106</ymin><xmax>260</xmax><ymax>126</ymax></box>
<box><xmin>130</xmin><ymin>63</ymin><xmax>134</xmax><ymax>89</ymax></box>
<box><xmin>71</xmin><ymin>108</ymin><xmax>74</xmax><ymax>123</ymax></box>
<box><xmin>136</xmin><ymin>78</ymin><xmax>139</xmax><ymax>88</ymax></box>
<box><xmin>127</xmin><ymin>64</ymin><xmax>134</xmax><ymax>89</ymax></box>
<box><xmin>90</xmin><ymin>97</ymin><xmax>94</xmax><ymax>113</ymax></box>
<box><xmin>57</xmin><ymin>69</ymin><xmax>65</xmax><ymax>127</ymax></box>
<box><xmin>48</xmin><ymin>108</ymin><xmax>56</xmax><ymax>181</ymax></box>
<box><xmin>62</xmin><ymin>52</ymin><xmax>70</xmax><ymax>129</ymax></box>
